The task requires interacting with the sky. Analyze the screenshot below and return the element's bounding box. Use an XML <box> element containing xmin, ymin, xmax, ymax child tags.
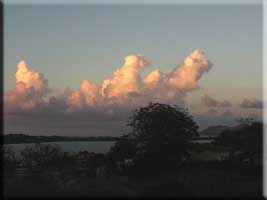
<box><xmin>4</xmin><ymin>2</ymin><xmax>263</xmax><ymax>136</ymax></box>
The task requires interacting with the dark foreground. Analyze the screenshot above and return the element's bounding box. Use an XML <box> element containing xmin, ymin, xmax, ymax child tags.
<box><xmin>3</xmin><ymin>118</ymin><xmax>263</xmax><ymax>198</ymax></box>
<box><xmin>4</xmin><ymin>162</ymin><xmax>262</xmax><ymax>198</ymax></box>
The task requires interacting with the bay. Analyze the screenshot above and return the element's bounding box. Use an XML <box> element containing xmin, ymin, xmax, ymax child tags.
<box><xmin>4</xmin><ymin>141</ymin><xmax>115</xmax><ymax>158</ymax></box>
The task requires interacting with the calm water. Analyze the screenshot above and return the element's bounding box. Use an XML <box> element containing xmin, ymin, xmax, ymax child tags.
<box><xmin>191</xmin><ymin>139</ymin><xmax>213</xmax><ymax>144</ymax></box>
<box><xmin>4</xmin><ymin>139</ymin><xmax>213</xmax><ymax>159</ymax></box>
<box><xmin>5</xmin><ymin>141</ymin><xmax>115</xmax><ymax>158</ymax></box>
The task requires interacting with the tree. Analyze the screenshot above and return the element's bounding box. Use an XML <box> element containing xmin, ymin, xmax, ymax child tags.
<box><xmin>3</xmin><ymin>147</ymin><xmax>17</xmax><ymax>172</ymax></box>
<box><xmin>214</xmin><ymin>119</ymin><xmax>263</xmax><ymax>165</ymax></box>
<box><xmin>108</xmin><ymin>140</ymin><xmax>136</xmax><ymax>161</ymax></box>
<box><xmin>126</xmin><ymin>102</ymin><xmax>198</xmax><ymax>171</ymax></box>
<box><xmin>20</xmin><ymin>143</ymin><xmax>71</xmax><ymax>169</ymax></box>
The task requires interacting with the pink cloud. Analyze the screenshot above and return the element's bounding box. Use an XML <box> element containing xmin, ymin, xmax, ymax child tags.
<box><xmin>5</xmin><ymin>50</ymin><xmax>212</xmax><ymax>114</ymax></box>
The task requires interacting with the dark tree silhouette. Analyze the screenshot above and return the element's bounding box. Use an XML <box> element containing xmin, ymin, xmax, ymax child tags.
<box><xmin>3</xmin><ymin>147</ymin><xmax>17</xmax><ymax>172</ymax></box>
<box><xmin>214</xmin><ymin>119</ymin><xmax>263</xmax><ymax>165</ymax></box>
<box><xmin>126</xmin><ymin>102</ymin><xmax>198</xmax><ymax>172</ymax></box>
<box><xmin>20</xmin><ymin>143</ymin><xmax>73</xmax><ymax>169</ymax></box>
<box><xmin>108</xmin><ymin>140</ymin><xmax>136</xmax><ymax>161</ymax></box>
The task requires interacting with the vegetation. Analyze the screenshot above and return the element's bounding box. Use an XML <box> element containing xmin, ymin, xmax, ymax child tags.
<box><xmin>214</xmin><ymin>118</ymin><xmax>263</xmax><ymax>165</ymax></box>
<box><xmin>20</xmin><ymin>143</ymin><xmax>75</xmax><ymax>169</ymax></box>
<box><xmin>108</xmin><ymin>140</ymin><xmax>136</xmax><ymax>161</ymax></box>
<box><xmin>3</xmin><ymin>146</ymin><xmax>17</xmax><ymax>172</ymax></box>
<box><xmin>3</xmin><ymin>104</ymin><xmax>263</xmax><ymax>197</ymax></box>
<box><xmin>126</xmin><ymin>103</ymin><xmax>198</xmax><ymax>171</ymax></box>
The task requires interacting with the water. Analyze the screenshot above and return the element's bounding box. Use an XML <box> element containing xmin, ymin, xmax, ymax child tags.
<box><xmin>4</xmin><ymin>139</ymin><xmax>213</xmax><ymax>159</ymax></box>
<box><xmin>191</xmin><ymin>139</ymin><xmax>213</xmax><ymax>144</ymax></box>
<box><xmin>4</xmin><ymin>141</ymin><xmax>115</xmax><ymax>158</ymax></box>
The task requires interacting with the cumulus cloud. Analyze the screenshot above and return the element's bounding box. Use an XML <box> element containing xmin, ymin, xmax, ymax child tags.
<box><xmin>36</xmin><ymin>49</ymin><xmax>211</xmax><ymax>114</ymax></box>
<box><xmin>6</xmin><ymin>51</ymin><xmax>264</xmax><ymax>136</ymax></box>
<box><xmin>165</xmin><ymin>49</ymin><xmax>211</xmax><ymax>92</ymax></box>
<box><xmin>15</xmin><ymin>60</ymin><xmax>48</xmax><ymax>94</ymax></box>
<box><xmin>100</xmin><ymin>54</ymin><xmax>150</xmax><ymax>105</ymax></box>
<box><xmin>201</xmin><ymin>94</ymin><xmax>232</xmax><ymax>107</ymax></box>
<box><xmin>142</xmin><ymin>49</ymin><xmax>212</xmax><ymax>102</ymax></box>
<box><xmin>240</xmin><ymin>98</ymin><xmax>263</xmax><ymax>109</ymax></box>
<box><xmin>5</xmin><ymin>49</ymin><xmax>212</xmax><ymax>115</ymax></box>
<box><xmin>143</xmin><ymin>69</ymin><xmax>162</xmax><ymax>89</ymax></box>
<box><xmin>5</xmin><ymin>61</ymin><xmax>50</xmax><ymax>113</ymax></box>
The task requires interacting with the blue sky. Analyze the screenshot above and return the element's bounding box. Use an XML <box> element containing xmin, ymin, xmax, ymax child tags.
<box><xmin>5</xmin><ymin>4</ymin><xmax>262</xmax><ymax>90</ymax></box>
<box><xmin>4</xmin><ymin>3</ymin><xmax>263</xmax><ymax>135</ymax></box>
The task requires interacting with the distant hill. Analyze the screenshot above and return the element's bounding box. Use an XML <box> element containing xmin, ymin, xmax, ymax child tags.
<box><xmin>3</xmin><ymin>134</ymin><xmax>120</xmax><ymax>144</ymax></box>
<box><xmin>200</xmin><ymin>125</ymin><xmax>231</xmax><ymax>137</ymax></box>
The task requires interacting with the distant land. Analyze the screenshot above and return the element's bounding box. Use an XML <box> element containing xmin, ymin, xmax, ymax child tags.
<box><xmin>3</xmin><ymin>134</ymin><xmax>121</xmax><ymax>144</ymax></box>
<box><xmin>199</xmin><ymin>124</ymin><xmax>245</xmax><ymax>137</ymax></box>
<box><xmin>3</xmin><ymin>133</ymin><xmax>217</xmax><ymax>145</ymax></box>
<box><xmin>199</xmin><ymin>125</ymin><xmax>231</xmax><ymax>137</ymax></box>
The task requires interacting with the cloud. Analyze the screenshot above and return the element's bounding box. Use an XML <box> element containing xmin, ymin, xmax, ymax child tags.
<box><xmin>143</xmin><ymin>69</ymin><xmax>162</xmax><ymax>89</ymax></box>
<box><xmin>15</xmin><ymin>60</ymin><xmax>49</xmax><ymax>94</ymax></box>
<box><xmin>193</xmin><ymin>106</ymin><xmax>263</xmax><ymax>130</ymax></box>
<box><xmin>142</xmin><ymin>49</ymin><xmax>212</xmax><ymax>102</ymax></box>
<box><xmin>4</xmin><ymin>61</ymin><xmax>50</xmax><ymax>113</ymax></box>
<box><xmin>45</xmin><ymin>49</ymin><xmax>212</xmax><ymax>113</ymax></box>
<box><xmin>201</xmin><ymin>94</ymin><xmax>232</xmax><ymax>107</ymax></box>
<box><xmin>240</xmin><ymin>98</ymin><xmax>263</xmax><ymax>109</ymax></box>
<box><xmin>4</xmin><ymin>50</ymin><xmax>213</xmax><ymax>130</ymax></box>
<box><xmin>194</xmin><ymin>109</ymin><xmax>237</xmax><ymax>129</ymax></box>
<box><xmin>165</xmin><ymin>49</ymin><xmax>212</xmax><ymax>92</ymax></box>
<box><xmin>5</xmin><ymin>50</ymin><xmax>212</xmax><ymax>113</ymax></box>
<box><xmin>100</xmin><ymin>54</ymin><xmax>150</xmax><ymax>105</ymax></box>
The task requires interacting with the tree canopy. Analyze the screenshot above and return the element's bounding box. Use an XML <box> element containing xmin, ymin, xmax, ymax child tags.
<box><xmin>20</xmin><ymin>143</ymin><xmax>73</xmax><ymax>169</ymax></box>
<box><xmin>214</xmin><ymin>119</ymin><xmax>263</xmax><ymax>164</ymax></box>
<box><xmin>126</xmin><ymin>102</ymin><xmax>198</xmax><ymax>169</ymax></box>
<box><xmin>108</xmin><ymin>140</ymin><xmax>136</xmax><ymax>161</ymax></box>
